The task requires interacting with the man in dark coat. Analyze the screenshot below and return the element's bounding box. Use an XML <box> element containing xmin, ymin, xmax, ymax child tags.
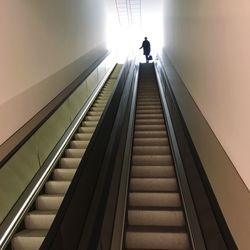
<box><xmin>139</xmin><ymin>37</ymin><xmax>151</xmax><ymax>63</ymax></box>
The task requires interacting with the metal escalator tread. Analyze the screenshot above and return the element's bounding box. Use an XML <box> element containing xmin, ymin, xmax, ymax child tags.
<box><xmin>125</xmin><ymin>64</ymin><xmax>190</xmax><ymax>250</ymax></box>
<box><xmin>11</xmin><ymin>68</ymin><xmax>118</xmax><ymax>250</ymax></box>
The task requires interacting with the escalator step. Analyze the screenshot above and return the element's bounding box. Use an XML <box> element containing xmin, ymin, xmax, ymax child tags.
<box><xmin>128</xmin><ymin>209</ymin><xmax>185</xmax><ymax>227</ymax></box>
<box><xmin>36</xmin><ymin>195</ymin><xmax>64</xmax><ymax>210</ymax></box>
<box><xmin>74</xmin><ymin>133</ymin><xmax>93</xmax><ymax>140</ymax></box>
<box><xmin>129</xmin><ymin>192</ymin><xmax>181</xmax><ymax>208</ymax></box>
<box><xmin>24</xmin><ymin>211</ymin><xmax>56</xmax><ymax>230</ymax></box>
<box><xmin>78</xmin><ymin>127</ymin><xmax>95</xmax><ymax>133</ymax></box>
<box><xmin>69</xmin><ymin>141</ymin><xmax>89</xmax><ymax>149</ymax></box>
<box><xmin>132</xmin><ymin>155</ymin><xmax>173</xmax><ymax>166</ymax></box>
<box><xmin>129</xmin><ymin>178</ymin><xmax>178</xmax><ymax>192</ymax></box>
<box><xmin>134</xmin><ymin>131</ymin><xmax>166</xmax><ymax>138</ymax></box>
<box><xmin>45</xmin><ymin>181</ymin><xmax>70</xmax><ymax>194</ymax></box>
<box><xmin>59</xmin><ymin>158</ymin><xmax>81</xmax><ymax>168</ymax></box>
<box><xmin>135</xmin><ymin>119</ymin><xmax>165</xmax><ymax>125</ymax></box>
<box><xmin>53</xmin><ymin>168</ymin><xmax>76</xmax><ymax>181</ymax></box>
<box><xmin>11</xmin><ymin>230</ymin><xmax>47</xmax><ymax>250</ymax></box>
<box><xmin>133</xmin><ymin>146</ymin><xmax>170</xmax><ymax>155</ymax></box>
<box><xmin>64</xmin><ymin>149</ymin><xmax>85</xmax><ymax>158</ymax></box>
<box><xmin>133</xmin><ymin>138</ymin><xmax>168</xmax><ymax>146</ymax></box>
<box><xmin>131</xmin><ymin>165</ymin><xmax>175</xmax><ymax>178</ymax></box>
<box><xmin>125</xmin><ymin>228</ymin><xmax>189</xmax><ymax>250</ymax></box>
<box><xmin>134</xmin><ymin>124</ymin><xmax>166</xmax><ymax>131</ymax></box>
<box><xmin>84</xmin><ymin>115</ymin><xmax>100</xmax><ymax>121</ymax></box>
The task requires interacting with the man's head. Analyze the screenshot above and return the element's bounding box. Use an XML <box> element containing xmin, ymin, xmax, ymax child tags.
<box><xmin>144</xmin><ymin>37</ymin><xmax>147</xmax><ymax>40</ymax></box>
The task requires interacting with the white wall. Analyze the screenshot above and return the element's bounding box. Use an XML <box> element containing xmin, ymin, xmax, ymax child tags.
<box><xmin>0</xmin><ymin>0</ymin><xmax>108</xmax><ymax>144</ymax></box>
<box><xmin>163</xmin><ymin>0</ymin><xmax>250</xmax><ymax>191</ymax></box>
<box><xmin>163</xmin><ymin>1</ymin><xmax>250</xmax><ymax>248</ymax></box>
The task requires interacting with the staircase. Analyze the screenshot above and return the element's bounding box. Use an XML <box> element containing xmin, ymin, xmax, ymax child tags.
<box><xmin>124</xmin><ymin>63</ymin><xmax>191</xmax><ymax>250</ymax></box>
<box><xmin>11</xmin><ymin>65</ymin><xmax>122</xmax><ymax>250</ymax></box>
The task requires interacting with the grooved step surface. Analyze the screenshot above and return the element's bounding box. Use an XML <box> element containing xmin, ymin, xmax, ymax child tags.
<box><xmin>128</xmin><ymin>209</ymin><xmax>185</xmax><ymax>227</ymax></box>
<box><xmin>133</xmin><ymin>146</ymin><xmax>170</xmax><ymax>155</ymax></box>
<box><xmin>69</xmin><ymin>140</ymin><xmax>89</xmax><ymax>149</ymax></box>
<box><xmin>74</xmin><ymin>133</ymin><xmax>92</xmax><ymax>141</ymax></box>
<box><xmin>11</xmin><ymin>230</ymin><xmax>47</xmax><ymax>250</ymax></box>
<box><xmin>130</xmin><ymin>178</ymin><xmax>178</xmax><ymax>192</ymax></box>
<box><xmin>129</xmin><ymin>192</ymin><xmax>181</xmax><ymax>208</ymax></box>
<box><xmin>134</xmin><ymin>131</ymin><xmax>167</xmax><ymax>138</ymax></box>
<box><xmin>64</xmin><ymin>149</ymin><xmax>85</xmax><ymax>158</ymax></box>
<box><xmin>131</xmin><ymin>166</ymin><xmax>175</xmax><ymax>178</ymax></box>
<box><xmin>134</xmin><ymin>138</ymin><xmax>168</xmax><ymax>146</ymax></box>
<box><xmin>126</xmin><ymin>230</ymin><xmax>189</xmax><ymax>249</ymax></box>
<box><xmin>36</xmin><ymin>195</ymin><xmax>64</xmax><ymax>210</ymax></box>
<box><xmin>45</xmin><ymin>181</ymin><xmax>70</xmax><ymax>194</ymax></box>
<box><xmin>132</xmin><ymin>155</ymin><xmax>173</xmax><ymax>166</ymax></box>
<box><xmin>25</xmin><ymin>211</ymin><xmax>56</xmax><ymax>230</ymax></box>
<box><xmin>53</xmin><ymin>169</ymin><xmax>76</xmax><ymax>181</ymax></box>
<box><xmin>59</xmin><ymin>158</ymin><xmax>81</xmax><ymax>169</ymax></box>
<box><xmin>135</xmin><ymin>124</ymin><xmax>166</xmax><ymax>131</ymax></box>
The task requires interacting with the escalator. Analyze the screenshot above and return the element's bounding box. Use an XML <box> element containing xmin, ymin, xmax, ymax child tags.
<box><xmin>19</xmin><ymin>60</ymin><xmax>231</xmax><ymax>250</ymax></box>
<box><xmin>123</xmin><ymin>63</ymin><xmax>190</xmax><ymax>249</ymax></box>
<box><xmin>10</xmin><ymin>65</ymin><xmax>122</xmax><ymax>250</ymax></box>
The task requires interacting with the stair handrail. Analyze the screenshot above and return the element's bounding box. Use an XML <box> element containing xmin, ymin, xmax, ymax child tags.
<box><xmin>0</xmin><ymin>59</ymin><xmax>117</xmax><ymax>250</ymax></box>
<box><xmin>40</xmin><ymin>54</ymin><xmax>136</xmax><ymax>250</ymax></box>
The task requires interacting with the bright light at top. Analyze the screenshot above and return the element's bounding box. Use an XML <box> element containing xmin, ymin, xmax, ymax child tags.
<box><xmin>106</xmin><ymin>7</ymin><xmax>163</xmax><ymax>63</ymax></box>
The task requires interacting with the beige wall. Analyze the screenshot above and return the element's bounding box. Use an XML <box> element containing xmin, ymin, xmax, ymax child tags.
<box><xmin>0</xmin><ymin>0</ymin><xmax>108</xmax><ymax>144</ymax></box>
<box><xmin>163</xmin><ymin>1</ymin><xmax>250</xmax><ymax>248</ymax></box>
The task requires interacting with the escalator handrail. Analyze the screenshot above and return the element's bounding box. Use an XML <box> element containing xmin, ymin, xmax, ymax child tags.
<box><xmin>0</xmin><ymin>63</ymin><xmax>117</xmax><ymax>250</ymax></box>
<box><xmin>40</xmin><ymin>55</ymin><xmax>136</xmax><ymax>250</ymax></box>
<box><xmin>154</xmin><ymin>61</ymin><xmax>206</xmax><ymax>250</ymax></box>
<box><xmin>155</xmin><ymin>55</ymin><xmax>237</xmax><ymax>249</ymax></box>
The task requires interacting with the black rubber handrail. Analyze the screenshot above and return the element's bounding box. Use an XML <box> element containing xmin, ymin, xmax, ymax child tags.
<box><xmin>156</xmin><ymin>56</ymin><xmax>237</xmax><ymax>250</ymax></box>
<box><xmin>41</xmin><ymin>56</ymin><xmax>136</xmax><ymax>250</ymax></box>
<box><xmin>0</xmin><ymin>51</ymin><xmax>109</xmax><ymax>167</ymax></box>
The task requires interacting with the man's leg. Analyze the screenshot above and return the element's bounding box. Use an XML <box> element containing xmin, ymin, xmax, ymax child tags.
<box><xmin>145</xmin><ymin>54</ymin><xmax>149</xmax><ymax>63</ymax></box>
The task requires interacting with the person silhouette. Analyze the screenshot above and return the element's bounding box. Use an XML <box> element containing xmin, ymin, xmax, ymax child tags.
<box><xmin>139</xmin><ymin>37</ymin><xmax>151</xmax><ymax>63</ymax></box>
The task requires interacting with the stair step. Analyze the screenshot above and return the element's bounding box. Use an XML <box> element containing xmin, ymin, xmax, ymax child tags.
<box><xmin>59</xmin><ymin>158</ymin><xmax>81</xmax><ymax>168</ymax></box>
<box><xmin>128</xmin><ymin>209</ymin><xmax>185</xmax><ymax>227</ymax></box>
<box><xmin>136</xmin><ymin>105</ymin><xmax>162</xmax><ymax>110</ymax></box>
<box><xmin>64</xmin><ymin>148</ymin><xmax>85</xmax><ymax>158</ymax></box>
<box><xmin>136</xmin><ymin>109</ymin><xmax>162</xmax><ymax>114</ymax></box>
<box><xmin>135</xmin><ymin>124</ymin><xmax>165</xmax><ymax>131</ymax></box>
<box><xmin>53</xmin><ymin>168</ymin><xmax>76</xmax><ymax>181</ymax></box>
<box><xmin>88</xmin><ymin>111</ymin><xmax>102</xmax><ymax>116</ymax></box>
<box><xmin>74</xmin><ymin>133</ymin><xmax>93</xmax><ymax>140</ymax></box>
<box><xmin>134</xmin><ymin>131</ymin><xmax>167</xmax><ymax>138</ymax></box>
<box><xmin>11</xmin><ymin>230</ymin><xmax>47</xmax><ymax>250</ymax></box>
<box><xmin>136</xmin><ymin>114</ymin><xmax>164</xmax><ymax>119</ymax></box>
<box><xmin>92</xmin><ymin>104</ymin><xmax>105</xmax><ymax>108</ymax></box>
<box><xmin>69</xmin><ymin>140</ymin><xmax>89</xmax><ymax>149</ymax></box>
<box><xmin>45</xmin><ymin>181</ymin><xmax>70</xmax><ymax>194</ymax></box>
<box><xmin>84</xmin><ymin>115</ymin><xmax>100</xmax><ymax>121</ymax></box>
<box><xmin>135</xmin><ymin>119</ymin><xmax>165</xmax><ymax>125</ymax></box>
<box><xmin>132</xmin><ymin>155</ymin><xmax>172</xmax><ymax>166</ymax></box>
<box><xmin>133</xmin><ymin>146</ymin><xmax>170</xmax><ymax>155</ymax></box>
<box><xmin>78</xmin><ymin>126</ymin><xmax>95</xmax><ymax>133</ymax></box>
<box><xmin>82</xmin><ymin>121</ymin><xmax>98</xmax><ymax>127</ymax></box>
<box><xmin>25</xmin><ymin>210</ymin><xmax>56</xmax><ymax>230</ymax></box>
<box><xmin>126</xmin><ymin>229</ymin><xmax>189</xmax><ymax>249</ymax></box>
<box><xmin>36</xmin><ymin>194</ymin><xmax>64</xmax><ymax>210</ymax></box>
<box><xmin>129</xmin><ymin>192</ymin><xmax>181</xmax><ymax>208</ymax></box>
<box><xmin>134</xmin><ymin>138</ymin><xmax>168</xmax><ymax>146</ymax></box>
<box><xmin>90</xmin><ymin>107</ymin><xmax>104</xmax><ymax>112</ymax></box>
<box><xmin>131</xmin><ymin>165</ymin><xmax>175</xmax><ymax>178</ymax></box>
<box><xmin>137</xmin><ymin>101</ymin><xmax>161</xmax><ymax>105</ymax></box>
<box><xmin>130</xmin><ymin>178</ymin><xmax>178</xmax><ymax>192</ymax></box>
